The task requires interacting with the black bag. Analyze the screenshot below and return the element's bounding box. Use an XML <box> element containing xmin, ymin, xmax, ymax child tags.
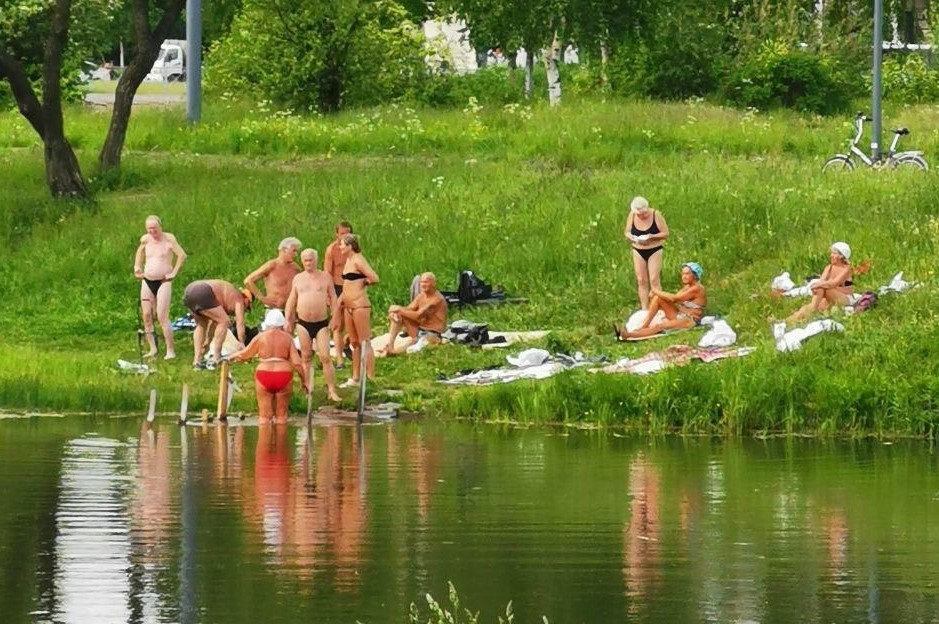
<box><xmin>458</xmin><ymin>270</ymin><xmax>493</xmax><ymax>304</ymax></box>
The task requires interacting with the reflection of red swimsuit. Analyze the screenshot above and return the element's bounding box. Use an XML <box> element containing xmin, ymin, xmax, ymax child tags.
<box><xmin>255</xmin><ymin>370</ymin><xmax>293</xmax><ymax>392</ymax></box>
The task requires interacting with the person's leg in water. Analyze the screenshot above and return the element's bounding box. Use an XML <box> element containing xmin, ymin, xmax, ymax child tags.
<box><xmin>140</xmin><ymin>281</ymin><xmax>159</xmax><ymax>357</ymax></box>
<box><xmin>273</xmin><ymin>384</ymin><xmax>292</xmax><ymax>424</ymax></box>
<box><xmin>155</xmin><ymin>281</ymin><xmax>175</xmax><ymax>359</ymax></box>
<box><xmin>314</xmin><ymin>326</ymin><xmax>342</xmax><ymax>401</ymax></box>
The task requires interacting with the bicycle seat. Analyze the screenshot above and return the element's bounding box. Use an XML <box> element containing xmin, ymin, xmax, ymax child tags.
<box><xmin>892</xmin><ymin>127</ymin><xmax>909</xmax><ymax>135</ymax></box>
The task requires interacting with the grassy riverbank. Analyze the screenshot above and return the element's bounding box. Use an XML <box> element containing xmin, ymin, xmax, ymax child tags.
<box><xmin>2</xmin><ymin>97</ymin><xmax>938</xmax><ymax>434</ymax></box>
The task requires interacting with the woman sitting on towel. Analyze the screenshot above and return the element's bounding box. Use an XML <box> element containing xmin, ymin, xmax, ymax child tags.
<box><xmin>230</xmin><ymin>309</ymin><xmax>308</xmax><ymax>425</ymax></box>
<box><xmin>616</xmin><ymin>262</ymin><xmax>707</xmax><ymax>340</ymax></box>
<box><xmin>787</xmin><ymin>242</ymin><xmax>854</xmax><ymax>324</ymax></box>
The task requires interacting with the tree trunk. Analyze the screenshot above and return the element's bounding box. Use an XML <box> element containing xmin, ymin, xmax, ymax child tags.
<box><xmin>99</xmin><ymin>52</ymin><xmax>157</xmax><ymax>172</ymax></box>
<box><xmin>99</xmin><ymin>0</ymin><xmax>186</xmax><ymax>173</ymax></box>
<box><xmin>45</xmin><ymin>135</ymin><xmax>87</xmax><ymax>196</ymax></box>
<box><xmin>600</xmin><ymin>40</ymin><xmax>610</xmax><ymax>88</ymax></box>
<box><xmin>524</xmin><ymin>52</ymin><xmax>534</xmax><ymax>99</ymax></box>
<box><xmin>543</xmin><ymin>31</ymin><xmax>562</xmax><ymax>106</ymax></box>
<box><xmin>41</xmin><ymin>0</ymin><xmax>87</xmax><ymax>197</ymax></box>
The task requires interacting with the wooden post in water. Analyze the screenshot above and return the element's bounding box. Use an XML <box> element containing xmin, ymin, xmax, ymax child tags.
<box><xmin>146</xmin><ymin>389</ymin><xmax>157</xmax><ymax>423</ymax></box>
<box><xmin>216</xmin><ymin>360</ymin><xmax>230</xmax><ymax>421</ymax></box>
<box><xmin>357</xmin><ymin>340</ymin><xmax>368</xmax><ymax>422</ymax></box>
<box><xmin>178</xmin><ymin>384</ymin><xmax>190</xmax><ymax>425</ymax></box>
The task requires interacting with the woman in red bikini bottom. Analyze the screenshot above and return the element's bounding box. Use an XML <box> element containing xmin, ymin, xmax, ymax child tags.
<box><xmin>230</xmin><ymin>310</ymin><xmax>308</xmax><ymax>424</ymax></box>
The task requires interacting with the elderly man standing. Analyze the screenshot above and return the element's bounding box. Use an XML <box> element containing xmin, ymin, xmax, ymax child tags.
<box><xmin>183</xmin><ymin>279</ymin><xmax>253</xmax><ymax>369</ymax></box>
<box><xmin>380</xmin><ymin>272</ymin><xmax>449</xmax><ymax>355</ymax></box>
<box><xmin>285</xmin><ymin>249</ymin><xmax>342</xmax><ymax>401</ymax></box>
<box><xmin>243</xmin><ymin>237</ymin><xmax>302</xmax><ymax>311</ymax></box>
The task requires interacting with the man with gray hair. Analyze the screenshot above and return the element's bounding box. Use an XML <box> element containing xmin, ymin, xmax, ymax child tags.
<box><xmin>379</xmin><ymin>272</ymin><xmax>448</xmax><ymax>355</ymax></box>
<box><xmin>243</xmin><ymin>237</ymin><xmax>302</xmax><ymax>310</ymax></box>
<box><xmin>285</xmin><ymin>248</ymin><xmax>341</xmax><ymax>401</ymax></box>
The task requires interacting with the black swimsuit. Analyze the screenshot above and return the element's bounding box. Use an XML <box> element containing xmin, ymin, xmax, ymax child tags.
<box><xmin>144</xmin><ymin>278</ymin><xmax>164</xmax><ymax>298</ymax></box>
<box><xmin>342</xmin><ymin>272</ymin><xmax>367</xmax><ymax>281</ymax></box>
<box><xmin>630</xmin><ymin>211</ymin><xmax>663</xmax><ymax>261</ymax></box>
<box><xmin>297</xmin><ymin>317</ymin><xmax>329</xmax><ymax>339</ymax></box>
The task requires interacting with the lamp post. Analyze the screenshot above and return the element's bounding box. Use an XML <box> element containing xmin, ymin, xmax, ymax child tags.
<box><xmin>186</xmin><ymin>0</ymin><xmax>202</xmax><ymax>124</ymax></box>
<box><xmin>871</xmin><ymin>0</ymin><xmax>884</xmax><ymax>161</ymax></box>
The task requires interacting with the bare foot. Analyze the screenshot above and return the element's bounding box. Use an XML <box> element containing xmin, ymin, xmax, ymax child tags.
<box><xmin>144</xmin><ymin>349</ymin><xmax>158</xmax><ymax>358</ymax></box>
<box><xmin>164</xmin><ymin>352</ymin><xmax>176</xmax><ymax>360</ymax></box>
<box><xmin>328</xmin><ymin>392</ymin><xmax>341</xmax><ymax>402</ymax></box>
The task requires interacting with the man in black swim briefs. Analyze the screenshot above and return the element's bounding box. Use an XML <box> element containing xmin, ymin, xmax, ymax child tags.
<box><xmin>285</xmin><ymin>249</ymin><xmax>341</xmax><ymax>401</ymax></box>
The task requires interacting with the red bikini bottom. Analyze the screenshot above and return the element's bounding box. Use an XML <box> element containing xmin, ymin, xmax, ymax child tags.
<box><xmin>255</xmin><ymin>370</ymin><xmax>293</xmax><ymax>393</ymax></box>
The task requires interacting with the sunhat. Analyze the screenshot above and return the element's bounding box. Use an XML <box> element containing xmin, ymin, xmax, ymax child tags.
<box><xmin>682</xmin><ymin>262</ymin><xmax>703</xmax><ymax>281</ymax></box>
<box><xmin>831</xmin><ymin>241</ymin><xmax>851</xmax><ymax>260</ymax></box>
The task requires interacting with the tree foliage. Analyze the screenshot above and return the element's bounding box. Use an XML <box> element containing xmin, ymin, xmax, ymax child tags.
<box><xmin>206</xmin><ymin>0</ymin><xmax>428</xmax><ymax>112</ymax></box>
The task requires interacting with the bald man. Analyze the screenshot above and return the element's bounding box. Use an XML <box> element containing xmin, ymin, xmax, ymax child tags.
<box><xmin>380</xmin><ymin>272</ymin><xmax>448</xmax><ymax>355</ymax></box>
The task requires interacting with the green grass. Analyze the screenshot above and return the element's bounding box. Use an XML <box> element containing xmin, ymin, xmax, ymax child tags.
<box><xmin>1</xmin><ymin>96</ymin><xmax>938</xmax><ymax>433</ymax></box>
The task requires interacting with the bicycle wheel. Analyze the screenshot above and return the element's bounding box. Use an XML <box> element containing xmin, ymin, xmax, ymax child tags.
<box><xmin>892</xmin><ymin>154</ymin><xmax>929</xmax><ymax>172</ymax></box>
<box><xmin>822</xmin><ymin>155</ymin><xmax>855</xmax><ymax>172</ymax></box>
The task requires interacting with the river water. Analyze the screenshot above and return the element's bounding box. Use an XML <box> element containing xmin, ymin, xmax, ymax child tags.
<box><xmin>1</xmin><ymin>415</ymin><xmax>938</xmax><ymax>623</ymax></box>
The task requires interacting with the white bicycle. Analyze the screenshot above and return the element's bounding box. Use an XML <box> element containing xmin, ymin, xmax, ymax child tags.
<box><xmin>822</xmin><ymin>112</ymin><xmax>928</xmax><ymax>172</ymax></box>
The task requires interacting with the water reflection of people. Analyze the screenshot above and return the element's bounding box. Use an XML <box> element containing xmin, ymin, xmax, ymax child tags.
<box><xmin>245</xmin><ymin>425</ymin><xmax>367</xmax><ymax>586</ymax></box>
<box><xmin>623</xmin><ymin>454</ymin><xmax>661</xmax><ymax>611</ymax></box>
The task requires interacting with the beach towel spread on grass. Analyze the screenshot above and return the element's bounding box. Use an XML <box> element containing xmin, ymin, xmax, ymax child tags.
<box><xmin>438</xmin><ymin>349</ymin><xmax>600</xmax><ymax>386</ymax></box>
<box><xmin>591</xmin><ymin>345</ymin><xmax>756</xmax><ymax>375</ymax></box>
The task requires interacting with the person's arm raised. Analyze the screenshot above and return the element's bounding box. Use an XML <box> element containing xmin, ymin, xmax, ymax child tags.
<box><xmin>243</xmin><ymin>260</ymin><xmax>274</xmax><ymax>306</ymax></box>
<box><xmin>166</xmin><ymin>233</ymin><xmax>187</xmax><ymax>279</ymax></box>
<box><xmin>358</xmin><ymin>257</ymin><xmax>380</xmax><ymax>285</ymax></box>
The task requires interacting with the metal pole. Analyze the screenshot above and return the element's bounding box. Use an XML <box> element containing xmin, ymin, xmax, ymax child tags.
<box><xmin>872</xmin><ymin>0</ymin><xmax>884</xmax><ymax>161</ymax></box>
<box><xmin>357</xmin><ymin>340</ymin><xmax>368</xmax><ymax>422</ymax></box>
<box><xmin>185</xmin><ymin>0</ymin><xmax>202</xmax><ymax>123</ymax></box>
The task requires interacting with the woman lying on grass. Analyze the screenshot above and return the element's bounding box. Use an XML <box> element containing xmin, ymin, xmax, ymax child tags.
<box><xmin>787</xmin><ymin>242</ymin><xmax>853</xmax><ymax>324</ymax></box>
<box><xmin>616</xmin><ymin>262</ymin><xmax>707</xmax><ymax>340</ymax></box>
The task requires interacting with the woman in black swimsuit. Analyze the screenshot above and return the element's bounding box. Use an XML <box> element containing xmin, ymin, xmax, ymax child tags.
<box><xmin>332</xmin><ymin>234</ymin><xmax>380</xmax><ymax>387</ymax></box>
<box><xmin>624</xmin><ymin>196</ymin><xmax>670</xmax><ymax>310</ymax></box>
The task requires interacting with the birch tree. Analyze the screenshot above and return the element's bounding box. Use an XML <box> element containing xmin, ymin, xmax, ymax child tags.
<box><xmin>435</xmin><ymin>0</ymin><xmax>568</xmax><ymax>102</ymax></box>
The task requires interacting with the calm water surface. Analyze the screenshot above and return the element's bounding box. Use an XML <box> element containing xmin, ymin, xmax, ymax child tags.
<box><xmin>1</xmin><ymin>415</ymin><xmax>938</xmax><ymax>623</ymax></box>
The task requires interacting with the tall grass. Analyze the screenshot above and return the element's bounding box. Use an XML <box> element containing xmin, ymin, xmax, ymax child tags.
<box><xmin>1</xmin><ymin>98</ymin><xmax>938</xmax><ymax>433</ymax></box>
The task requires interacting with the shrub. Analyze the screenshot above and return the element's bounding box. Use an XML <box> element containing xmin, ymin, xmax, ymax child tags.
<box><xmin>881</xmin><ymin>53</ymin><xmax>939</xmax><ymax>104</ymax></box>
<box><xmin>724</xmin><ymin>41</ymin><xmax>855</xmax><ymax>115</ymax></box>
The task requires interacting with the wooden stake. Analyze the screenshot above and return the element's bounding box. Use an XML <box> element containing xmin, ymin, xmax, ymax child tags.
<box><xmin>178</xmin><ymin>384</ymin><xmax>190</xmax><ymax>425</ymax></box>
<box><xmin>357</xmin><ymin>340</ymin><xmax>368</xmax><ymax>422</ymax></box>
<box><xmin>216</xmin><ymin>360</ymin><xmax>230</xmax><ymax>421</ymax></box>
<box><xmin>146</xmin><ymin>388</ymin><xmax>157</xmax><ymax>423</ymax></box>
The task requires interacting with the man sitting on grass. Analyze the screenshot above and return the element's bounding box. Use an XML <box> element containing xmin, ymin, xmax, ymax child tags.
<box><xmin>379</xmin><ymin>272</ymin><xmax>448</xmax><ymax>355</ymax></box>
<box><xmin>616</xmin><ymin>262</ymin><xmax>707</xmax><ymax>340</ymax></box>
